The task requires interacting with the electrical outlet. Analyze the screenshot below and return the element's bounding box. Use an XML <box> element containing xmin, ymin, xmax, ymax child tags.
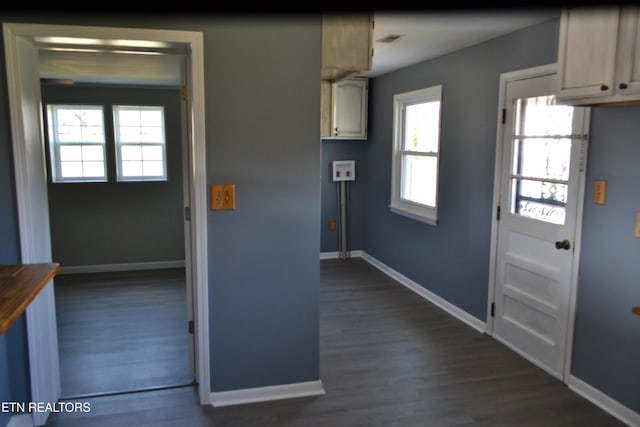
<box><xmin>210</xmin><ymin>184</ymin><xmax>236</xmax><ymax>210</ymax></box>
<box><xmin>593</xmin><ymin>180</ymin><xmax>607</xmax><ymax>205</ymax></box>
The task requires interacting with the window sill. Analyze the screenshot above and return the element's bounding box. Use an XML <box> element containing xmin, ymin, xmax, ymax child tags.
<box><xmin>389</xmin><ymin>205</ymin><xmax>438</xmax><ymax>226</ymax></box>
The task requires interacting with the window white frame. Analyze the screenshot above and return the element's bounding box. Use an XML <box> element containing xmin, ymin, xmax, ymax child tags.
<box><xmin>46</xmin><ymin>104</ymin><xmax>107</xmax><ymax>183</ymax></box>
<box><xmin>113</xmin><ymin>105</ymin><xmax>167</xmax><ymax>182</ymax></box>
<box><xmin>390</xmin><ymin>85</ymin><xmax>443</xmax><ymax>225</ymax></box>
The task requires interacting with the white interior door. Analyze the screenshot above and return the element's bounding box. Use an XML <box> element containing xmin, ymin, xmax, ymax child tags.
<box><xmin>492</xmin><ymin>72</ymin><xmax>589</xmax><ymax>380</ymax></box>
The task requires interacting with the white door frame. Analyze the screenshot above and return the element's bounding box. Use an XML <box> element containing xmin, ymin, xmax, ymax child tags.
<box><xmin>3</xmin><ymin>22</ymin><xmax>211</xmax><ymax>418</ymax></box>
<box><xmin>486</xmin><ymin>63</ymin><xmax>589</xmax><ymax>382</ymax></box>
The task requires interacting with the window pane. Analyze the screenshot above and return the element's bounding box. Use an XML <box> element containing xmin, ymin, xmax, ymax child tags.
<box><xmin>57</xmin><ymin>125</ymin><xmax>81</xmax><ymax>143</ymax></box>
<box><xmin>54</xmin><ymin>107</ymin><xmax>104</xmax><ymax>143</ymax></box>
<box><xmin>511</xmin><ymin>178</ymin><xmax>568</xmax><ymax>225</ymax></box>
<box><xmin>121</xmin><ymin>145</ymin><xmax>142</xmax><ymax>161</ymax></box>
<box><xmin>401</xmin><ymin>155</ymin><xmax>437</xmax><ymax>207</ymax></box>
<box><xmin>142</xmin><ymin>145</ymin><xmax>163</xmax><ymax>161</ymax></box>
<box><xmin>141</xmin><ymin>109</ymin><xmax>161</xmax><ymax>124</ymax></box>
<box><xmin>118</xmin><ymin>109</ymin><xmax>141</xmax><ymax>127</ymax></box>
<box><xmin>403</xmin><ymin>101</ymin><xmax>440</xmax><ymax>152</ymax></box>
<box><xmin>515</xmin><ymin>96</ymin><xmax>574</xmax><ymax>137</ymax></box>
<box><xmin>115</xmin><ymin>106</ymin><xmax>166</xmax><ymax>181</ymax></box>
<box><xmin>47</xmin><ymin>105</ymin><xmax>106</xmax><ymax>182</ymax></box>
<box><xmin>513</xmin><ymin>138</ymin><xmax>572</xmax><ymax>181</ymax></box>
<box><xmin>143</xmin><ymin>161</ymin><xmax>164</xmax><ymax>176</ymax></box>
<box><xmin>83</xmin><ymin>161</ymin><xmax>105</xmax><ymax>177</ymax></box>
<box><xmin>60</xmin><ymin>162</ymin><xmax>83</xmax><ymax>178</ymax></box>
<box><xmin>81</xmin><ymin>145</ymin><xmax>104</xmax><ymax>161</ymax></box>
<box><xmin>121</xmin><ymin>161</ymin><xmax>143</xmax><ymax>177</ymax></box>
<box><xmin>59</xmin><ymin>145</ymin><xmax>82</xmax><ymax>161</ymax></box>
<box><xmin>140</xmin><ymin>126</ymin><xmax>163</xmax><ymax>142</ymax></box>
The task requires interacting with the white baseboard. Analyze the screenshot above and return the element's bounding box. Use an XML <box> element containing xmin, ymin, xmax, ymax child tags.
<box><xmin>321</xmin><ymin>250</ymin><xmax>638</xmax><ymax>426</ymax></box>
<box><xmin>210</xmin><ymin>380</ymin><xmax>325</xmax><ymax>407</ymax></box>
<box><xmin>359</xmin><ymin>252</ymin><xmax>487</xmax><ymax>333</ymax></box>
<box><xmin>320</xmin><ymin>251</ymin><xmax>363</xmax><ymax>260</ymax></box>
<box><xmin>7</xmin><ymin>414</ymin><xmax>32</xmax><ymax>427</ymax></box>
<box><xmin>58</xmin><ymin>260</ymin><xmax>186</xmax><ymax>275</ymax></box>
<box><xmin>568</xmin><ymin>375</ymin><xmax>640</xmax><ymax>427</ymax></box>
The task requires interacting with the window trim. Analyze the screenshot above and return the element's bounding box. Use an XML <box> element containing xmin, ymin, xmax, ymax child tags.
<box><xmin>389</xmin><ymin>85</ymin><xmax>443</xmax><ymax>226</ymax></box>
<box><xmin>46</xmin><ymin>104</ymin><xmax>108</xmax><ymax>183</ymax></box>
<box><xmin>113</xmin><ymin>105</ymin><xmax>168</xmax><ymax>182</ymax></box>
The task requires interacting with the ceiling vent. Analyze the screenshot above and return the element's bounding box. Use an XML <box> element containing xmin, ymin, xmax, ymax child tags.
<box><xmin>376</xmin><ymin>34</ymin><xmax>405</xmax><ymax>43</ymax></box>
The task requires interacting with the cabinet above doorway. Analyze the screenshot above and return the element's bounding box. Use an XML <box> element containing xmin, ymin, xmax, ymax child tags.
<box><xmin>556</xmin><ymin>6</ymin><xmax>640</xmax><ymax>106</ymax></box>
<box><xmin>321</xmin><ymin>13</ymin><xmax>374</xmax><ymax>82</ymax></box>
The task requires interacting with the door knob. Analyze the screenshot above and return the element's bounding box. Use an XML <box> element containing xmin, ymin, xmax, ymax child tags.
<box><xmin>555</xmin><ymin>239</ymin><xmax>571</xmax><ymax>250</ymax></box>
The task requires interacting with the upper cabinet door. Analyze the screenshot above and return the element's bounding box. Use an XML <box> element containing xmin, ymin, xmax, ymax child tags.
<box><xmin>616</xmin><ymin>6</ymin><xmax>640</xmax><ymax>95</ymax></box>
<box><xmin>557</xmin><ymin>7</ymin><xmax>620</xmax><ymax>100</ymax></box>
<box><xmin>332</xmin><ymin>78</ymin><xmax>368</xmax><ymax>139</ymax></box>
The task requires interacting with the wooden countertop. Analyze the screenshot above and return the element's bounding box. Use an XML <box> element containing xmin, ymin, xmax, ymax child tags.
<box><xmin>0</xmin><ymin>263</ymin><xmax>60</xmax><ymax>335</ymax></box>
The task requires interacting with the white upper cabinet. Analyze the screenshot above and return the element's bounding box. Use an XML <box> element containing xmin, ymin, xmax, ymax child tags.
<box><xmin>557</xmin><ymin>6</ymin><xmax>640</xmax><ymax>105</ymax></box>
<box><xmin>321</xmin><ymin>78</ymin><xmax>368</xmax><ymax>140</ymax></box>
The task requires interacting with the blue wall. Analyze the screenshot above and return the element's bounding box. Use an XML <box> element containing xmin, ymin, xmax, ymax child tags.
<box><xmin>334</xmin><ymin>14</ymin><xmax>639</xmax><ymax>416</ymax></box>
<box><xmin>320</xmin><ymin>140</ymin><xmax>367</xmax><ymax>253</ymax></box>
<box><xmin>362</xmin><ymin>18</ymin><xmax>561</xmax><ymax>320</ymax></box>
<box><xmin>42</xmin><ymin>85</ymin><xmax>185</xmax><ymax>268</ymax></box>
<box><xmin>572</xmin><ymin>105</ymin><xmax>640</xmax><ymax>413</ymax></box>
<box><xmin>0</xmin><ymin>12</ymin><xmax>322</xmax><ymax>412</ymax></box>
<box><xmin>204</xmin><ymin>17</ymin><xmax>320</xmax><ymax>390</ymax></box>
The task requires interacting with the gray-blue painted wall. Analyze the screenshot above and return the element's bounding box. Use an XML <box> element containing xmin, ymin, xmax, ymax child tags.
<box><xmin>319</xmin><ymin>15</ymin><xmax>639</xmax><ymax>415</ymax></box>
<box><xmin>362</xmin><ymin>18</ymin><xmax>562</xmax><ymax>320</ymax></box>
<box><xmin>572</xmin><ymin>105</ymin><xmax>640</xmax><ymax>413</ymax></box>
<box><xmin>320</xmin><ymin>140</ymin><xmax>367</xmax><ymax>253</ymax></box>
<box><xmin>1</xmin><ymin>10</ymin><xmax>638</xmax><ymax>426</ymax></box>
<box><xmin>42</xmin><ymin>85</ymin><xmax>185</xmax><ymax>268</ymax></box>
<box><xmin>0</xmin><ymin>12</ymin><xmax>321</xmax><ymax>422</ymax></box>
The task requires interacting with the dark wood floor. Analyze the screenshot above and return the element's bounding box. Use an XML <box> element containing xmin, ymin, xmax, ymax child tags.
<box><xmin>47</xmin><ymin>258</ymin><xmax>625</xmax><ymax>426</ymax></box>
<box><xmin>54</xmin><ymin>268</ymin><xmax>194</xmax><ymax>398</ymax></box>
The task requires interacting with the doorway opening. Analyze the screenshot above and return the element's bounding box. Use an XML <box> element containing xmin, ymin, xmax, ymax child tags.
<box><xmin>4</xmin><ymin>23</ymin><xmax>210</xmax><ymax>424</ymax></box>
<box><xmin>487</xmin><ymin>64</ymin><xmax>590</xmax><ymax>382</ymax></box>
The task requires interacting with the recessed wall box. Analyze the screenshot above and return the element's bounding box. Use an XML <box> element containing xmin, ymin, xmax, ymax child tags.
<box><xmin>333</xmin><ymin>160</ymin><xmax>355</xmax><ymax>182</ymax></box>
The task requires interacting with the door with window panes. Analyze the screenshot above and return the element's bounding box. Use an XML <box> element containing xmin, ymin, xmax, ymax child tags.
<box><xmin>492</xmin><ymin>73</ymin><xmax>589</xmax><ymax>380</ymax></box>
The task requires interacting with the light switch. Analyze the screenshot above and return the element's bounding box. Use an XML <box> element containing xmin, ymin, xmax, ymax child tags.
<box><xmin>593</xmin><ymin>180</ymin><xmax>607</xmax><ymax>205</ymax></box>
<box><xmin>210</xmin><ymin>184</ymin><xmax>236</xmax><ymax>210</ymax></box>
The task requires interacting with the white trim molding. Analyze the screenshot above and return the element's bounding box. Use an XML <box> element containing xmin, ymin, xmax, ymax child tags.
<box><xmin>58</xmin><ymin>260</ymin><xmax>186</xmax><ymax>275</ymax></box>
<box><xmin>320</xmin><ymin>250</ymin><xmax>486</xmax><ymax>333</ymax></box>
<box><xmin>359</xmin><ymin>252</ymin><xmax>486</xmax><ymax>333</ymax></box>
<box><xmin>3</xmin><ymin>22</ymin><xmax>211</xmax><ymax>414</ymax></box>
<box><xmin>568</xmin><ymin>375</ymin><xmax>640</xmax><ymax>427</ymax></box>
<box><xmin>210</xmin><ymin>380</ymin><xmax>325</xmax><ymax>407</ymax></box>
<box><xmin>320</xmin><ymin>250</ymin><xmax>364</xmax><ymax>260</ymax></box>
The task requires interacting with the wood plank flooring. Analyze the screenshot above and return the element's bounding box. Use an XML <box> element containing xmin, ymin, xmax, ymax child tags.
<box><xmin>47</xmin><ymin>258</ymin><xmax>626</xmax><ymax>426</ymax></box>
<box><xmin>54</xmin><ymin>268</ymin><xmax>194</xmax><ymax>398</ymax></box>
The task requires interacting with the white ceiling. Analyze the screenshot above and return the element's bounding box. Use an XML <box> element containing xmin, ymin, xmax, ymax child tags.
<box><xmin>38</xmin><ymin>10</ymin><xmax>560</xmax><ymax>86</ymax></box>
<box><xmin>362</xmin><ymin>9</ymin><xmax>560</xmax><ymax>77</ymax></box>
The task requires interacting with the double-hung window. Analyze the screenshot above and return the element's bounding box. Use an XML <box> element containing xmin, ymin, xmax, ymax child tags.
<box><xmin>47</xmin><ymin>105</ymin><xmax>107</xmax><ymax>182</ymax></box>
<box><xmin>114</xmin><ymin>105</ymin><xmax>167</xmax><ymax>181</ymax></box>
<box><xmin>390</xmin><ymin>85</ymin><xmax>443</xmax><ymax>225</ymax></box>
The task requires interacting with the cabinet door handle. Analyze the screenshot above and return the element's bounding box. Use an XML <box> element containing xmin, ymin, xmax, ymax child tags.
<box><xmin>600</xmin><ymin>84</ymin><xmax>609</xmax><ymax>91</ymax></box>
<box><xmin>619</xmin><ymin>83</ymin><xmax>628</xmax><ymax>90</ymax></box>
